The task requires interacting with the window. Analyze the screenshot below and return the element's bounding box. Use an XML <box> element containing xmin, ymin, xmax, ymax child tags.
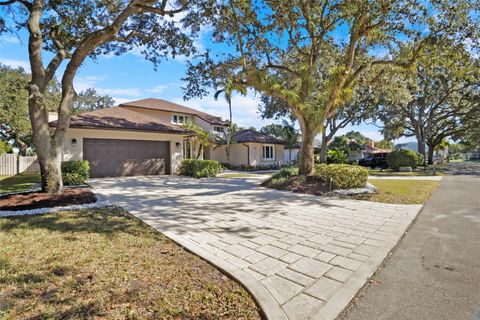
<box><xmin>263</xmin><ymin>144</ymin><xmax>275</xmax><ymax>161</ymax></box>
<box><xmin>171</xmin><ymin>114</ymin><xmax>190</xmax><ymax>124</ymax></box>
<box><xmin>213</xmin><ymin>126</ymin><xmax>225</xmax><ymax>133</ymax></box>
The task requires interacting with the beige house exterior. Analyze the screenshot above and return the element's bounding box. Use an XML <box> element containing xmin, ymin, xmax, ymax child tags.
<box><xmin>51</xmin><ymin>98</ymin><xmax>285</xmax><ymax>177</ymax></box>
<box><xmin>209</xmin><ymin>129</ymin><xmax>285</xmax><ymax>167</ymax></box>
<box><xmin>63</xmin><ymin>128</ymin><xmax>185</xmax><ymax>175</ymax></box>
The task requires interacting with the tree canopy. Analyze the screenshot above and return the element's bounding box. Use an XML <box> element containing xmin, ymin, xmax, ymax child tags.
<box><xmin>0</xmin><ymin>0</ymin><xmax>216</xmax><ymax>194</ymax></box>
<box><xmin>377</xmin><ymin>40</ymin><xmax>480</xmax><ymax>163</ymax></box>
<box><xmin>72</xmin><ymin>88</ymin><xmax>115</xmax><ymax>115</ymax></box>
<box><xmin>184</xmin><ymin>0</ymin><xmax>478</xmax><ymax>174</ymax></box>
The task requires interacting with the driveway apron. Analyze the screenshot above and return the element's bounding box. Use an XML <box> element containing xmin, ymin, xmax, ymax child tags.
<box><xmin>91</xmin><ymin>176</ymin><xmax>421</xmax><ymax>320</ymax></box>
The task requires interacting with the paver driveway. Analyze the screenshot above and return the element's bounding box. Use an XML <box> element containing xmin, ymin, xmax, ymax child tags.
<box><xmin>91</xmin><ymin>175</ymin><xmax>421</xmax><ymax>320</ymax></box>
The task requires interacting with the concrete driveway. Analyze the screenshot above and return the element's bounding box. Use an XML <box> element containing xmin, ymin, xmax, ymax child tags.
<box><xmin>91</xmin><ymin>175</ymin><xmax>421</xmax><ymax>320</ymax></box>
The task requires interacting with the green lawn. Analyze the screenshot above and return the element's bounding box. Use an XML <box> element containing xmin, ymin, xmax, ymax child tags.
<box><xmin>0</xmin><ymin>207</ymin><xmax>260</xmax><ymax>319</ymax></box>
<box><xmin>0</xmin><ymin>173</ymin><xmax>41</xmax><ymax>194</ymax></box>
<box><xmin>368</xmin><ymin>167</ymin><xmax>444</xmax><ymax>177</ymax></box>
<box><xmin>358</xmin><ymin>179</ymin><xmax>440</xmax><ymax>204</ymax></box>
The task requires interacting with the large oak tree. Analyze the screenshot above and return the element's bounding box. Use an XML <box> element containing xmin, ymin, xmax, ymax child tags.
<box><xmin>0</xmin><ymin>0</ymin><xmax>214</xmax><ymax>194</ymax></box>
<box><xmin>378</xmin><ymin>41</ymin><xmax>480</xmax><ymax>163</ymax></box>
<box><xmin>184</xmin><ymin>0</ymin><xmax>477</xmax><ymax>175</ymax></box>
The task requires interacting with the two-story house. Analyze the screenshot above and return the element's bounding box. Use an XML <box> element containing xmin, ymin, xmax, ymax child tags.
<box><xmin>53</xmin><ymin>98</ymin><xmax>284</xmax><ymax>177</ymax></box>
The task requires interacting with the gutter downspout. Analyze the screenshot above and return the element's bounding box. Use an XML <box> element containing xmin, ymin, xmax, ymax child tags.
<box><xmin>242</xmin><ymin>143</ymin><xmax>250</xmax><ymax>166</ymax></box>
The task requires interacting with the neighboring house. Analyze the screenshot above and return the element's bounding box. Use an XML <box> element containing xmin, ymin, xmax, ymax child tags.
<box><xmin>50</xmin><ymin>98</ymin><xmax>283</xmax><ymax>177</ymax></box>
<box><xmin>395</xmin><ymin>141</ymin><xmax>420</xmax><ymax>153</ymax></box>
<box><xmin>348</xmin><ymin>141</ymin><xmax>391</xmax><ymax>162</ymax></box>
<box><xmin>211</xmin><ymin>129</ymin><xmax>284</xmax><ymax>167</ymax></box>
<box><xmin>284</xmin><ymin>142</ymin><xmax>301</xmax><ymax>164</ymax></box>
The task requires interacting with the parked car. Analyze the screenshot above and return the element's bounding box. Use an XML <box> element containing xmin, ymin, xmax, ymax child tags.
<box><xmin>358</xmin><ymin>153</ymin><xmax>389</xmax><ymax>169</ymax></box>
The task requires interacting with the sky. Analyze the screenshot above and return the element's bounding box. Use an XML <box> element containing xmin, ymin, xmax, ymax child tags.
<box><xmin>0</xmin><ymin>28</ymin><xmax>411</xmax><ymax>145</ymax></box>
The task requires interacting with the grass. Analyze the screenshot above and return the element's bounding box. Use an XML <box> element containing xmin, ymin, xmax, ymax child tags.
<box><xmin>358</xmin><ymin>179</ymin><xmax>440</xmax><ymax>204</ymax></box>
<box><xmin>368</xmin><ymin>167</ymin><xmax>444</xmax><ymax>176</ymax></box>
<box><xmin>0</xmin><ymin>207</ymin><xmax>260</xmax><ymax>320</ymax></box>
<box><xmin>0</xmin><ymin>173</ymin><xmax>41</xmax><ymax>194</ymax></box>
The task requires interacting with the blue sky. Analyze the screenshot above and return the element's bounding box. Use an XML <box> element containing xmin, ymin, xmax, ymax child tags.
<box><xmin>0</xmin><ymin>31</ymin><xmax>411</xmax><ymax>144</ymax></box>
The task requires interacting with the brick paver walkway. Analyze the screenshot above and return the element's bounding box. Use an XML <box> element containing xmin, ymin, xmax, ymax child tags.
<box><xmin>92</xmin><ymin>176</ymin><xmax>421</xmax><ymax>320</ymax></box>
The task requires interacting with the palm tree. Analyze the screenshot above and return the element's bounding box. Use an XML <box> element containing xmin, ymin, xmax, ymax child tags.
<box><xmin>281</xmin><ymin>120</ymin><xmax>300</xmax><ymax>164</ymax></box>
<box><xmin>182</xmin><ymin>121</ymin><xmax>214</xmax><ymax>159</ymax></box>
<box><xmin>214</xmin><ymin>77</ymin><xmax>246</xmax><ymax>161</ymax></box>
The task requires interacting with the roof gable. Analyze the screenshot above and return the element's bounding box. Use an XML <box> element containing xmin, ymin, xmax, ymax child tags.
<box><xmin>119</xmin><ymin>98</ymin><xmax>228</xmax><ymax>126</ymax></box>
<box><xmin>49</xmin><ymin>106</ymin><xmax>194</xmax><ymax>134</ymax></box>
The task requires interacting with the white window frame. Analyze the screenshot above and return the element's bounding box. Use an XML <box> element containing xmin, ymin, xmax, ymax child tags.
<box><xmin>171</xmin><ymin>113</ymin><xmax>190</xmax><ymax>124</ymax></box>
<box><xmin>263</xmin><ymin>144</ymin><xmax>275</xmax><ymax>161</ymax></box>
<box><xmin>213</xmin><ymin>126</ymin><xmax>225</xmax><ymax>133</ymax></box>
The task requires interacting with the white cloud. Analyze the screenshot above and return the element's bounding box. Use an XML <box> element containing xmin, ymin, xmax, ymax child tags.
<box><xmin>150</xmin><ymin>85</ymin><xmax>168</xmax><ymax>93</ymax></box>
<box><xmin>97</xmin><ymin>87</ymin><xmax>144</xmax><ymax>96</ymax></box>
<box><xmin>112</xmin><ymin>97</ymin><xmax>132</xmax><ymax>105</ymax></box>
<box><xmin>74</xmin><ymin>74</ymin><xmax>172</xmax><ymax>97</ymax></box>
<box><xmin>173</xmin><ymin>90</ymin><xmax>281</xmax><ymax>129</ymax></box>
<box><xmin>0</xmin><ymin>57</ymin><xmax>30</xmax><ymax>70</ymax></box>
<box><xmin>0</xmin><ymin>35</ymin><xmax>21</xmax><ymax>45</ymax></box>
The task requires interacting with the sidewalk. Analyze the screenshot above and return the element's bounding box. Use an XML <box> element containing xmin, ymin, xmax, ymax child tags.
<box><xmin>339</xmin><ymin>162</ymin><xmax>480</xmax><ymax>320</ymax></box>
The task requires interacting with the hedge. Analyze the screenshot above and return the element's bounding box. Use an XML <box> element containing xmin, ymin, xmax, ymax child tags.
<box><xmin>61</xmin><ymin>160</ymin><xmax>90</xmax><ymax>185</ymax></box>
<box><xmin>314</xmin><ymin>164</ymin><xmax>368</xmax><ymax>189</ymax></box>
<box><xmin>386</xmin><ymin>149</ymin><xmax>419</xmax><ymax>171</ymax></box>
<box><xmin>179</xmin><ymin>159</ymin><xmax>223</xmax><ymax>178</ymax></box>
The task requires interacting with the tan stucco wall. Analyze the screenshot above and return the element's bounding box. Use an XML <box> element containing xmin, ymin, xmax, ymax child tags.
<box><xmin>210</xmin><ymin>143</ymin><xmax>285</xmax><ymax>166</ymax></box>
<box><xmin>63</xmin><ymin>128</ymin><xmax>186</xmax><ymax>174</ymax></box>
<box><xmin>121</xmin><ymin>106</ymin><xmax>218</xmax><ymax>133</ymax></box>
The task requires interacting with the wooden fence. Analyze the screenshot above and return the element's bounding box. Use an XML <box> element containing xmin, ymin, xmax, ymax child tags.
<box><xmin>0</xmin><ymin>154</ymin><xmax>40</xmax><ymax>176</ymax></box>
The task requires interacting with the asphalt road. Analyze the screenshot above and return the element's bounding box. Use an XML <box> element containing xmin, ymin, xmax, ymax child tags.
<box><xmin>338</xmin><ymin>162</ymin><xmax>480</xmax><ymax>320</ymax></box>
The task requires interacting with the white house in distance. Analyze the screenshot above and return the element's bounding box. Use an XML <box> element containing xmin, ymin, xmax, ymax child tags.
<box><xmin>50</xmin><ymin>98</ymin><xmax>285</xmax><ymax>177</ymax></box>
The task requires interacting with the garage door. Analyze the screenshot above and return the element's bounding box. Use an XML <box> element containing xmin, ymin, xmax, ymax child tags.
<box><xmin>83</xmin><ymin>138</ymin><xmax>170</xmax><ymax>177</ymax></box>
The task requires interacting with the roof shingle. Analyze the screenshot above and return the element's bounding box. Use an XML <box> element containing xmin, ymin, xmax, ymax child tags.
<box><xmin>232</xmin><ymin>129</ymin><xmax>284</xmax><ymax>144</ymax></box>
<box><xmin>120</xmin><ymin>98</ymin><xmax>228</xmax><ymax>126</ymax></box>
<box><xmin>50</xmin><ymin>106</ymin><xmax>194</xmax><ymax>134</ymax></box>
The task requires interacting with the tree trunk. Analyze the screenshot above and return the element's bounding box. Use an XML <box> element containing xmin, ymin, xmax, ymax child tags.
<box><xmin>319</xmin><ymin>130</ymin><xmax>328</xmax><ymax>164</ymax></box>
<box><xmin>298</xmin><ymin>123</ymin><xmax>317</xmax><ymax>175</ymax></box>
<box><xmin>226</xmin><ymin>100</ymin><xmax>232</xmax><ymax>162</ymax></box>
<box><xmin>28</xmin><ymin>88</ymin><xmax>64</xmax><ymax>194</ymax></box>
<box><xmin>289</xmin><ymin>149</ymin><xmax>292</xmax><ymax>164</ymax></box>
<box><xmin>416</xmin><ymin>134</ymin><xmax>427</xmax><ymax>165</ymax></box>
<box><xmin>427</xmin><ymin>144</ymin><xmax>434</xmax><ymax>165</ymax></box>
<box><xmin>197</xmin><ymin>144</ymin><xmax>204</xmax><ymax>159</ymax></box>
<box><xmin>15</xmin><ymin>139</ymin><xmax>28</xmax><ymax>156</ymax></box>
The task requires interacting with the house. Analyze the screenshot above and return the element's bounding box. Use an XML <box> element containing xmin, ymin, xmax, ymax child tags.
<box><xmin>51</xmin><ymin>98</ymin><xmax>284</xmax><ymax>177</ymax></box>
<box><xmin>211</xmin><ymin>129</ymin><xmax>285</xmax><ymax>167</ymax></box>
<box><xmin>348</xmin><ymin>141</ymin><xmax>391</xmax><ymax>162</ymax></box>
<box><xmin>284</xmin><ymin>142</ymin><xmax>301</xmax><ymax>164</ymax></box>
<box><xmin>395</xmin><ymin>141</ymin><xmax>420</xmax><ymax>153</ymax></box>
<box><xmin>52</xmin><ymin>98</ymin><xmax>229</xmax><ymax>177</ymax></box>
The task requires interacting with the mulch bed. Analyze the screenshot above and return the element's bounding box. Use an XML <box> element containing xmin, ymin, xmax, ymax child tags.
<box><xmin>271</xmin><ymin>175</ymin><xmax>332</xmax><ymax>195</ymax></box>
<box><xmin>0</xmin><ymin>188</ymin><xmax>97</xmax><ymax>211</ymax></box>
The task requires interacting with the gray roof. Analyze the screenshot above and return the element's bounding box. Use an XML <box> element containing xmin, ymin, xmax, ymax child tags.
<box><xmin>232</xmin><ymin>129</ymin><xmax>284</xmax><ymax>144</ymax></box>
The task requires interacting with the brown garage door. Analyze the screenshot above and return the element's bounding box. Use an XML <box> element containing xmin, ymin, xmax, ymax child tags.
<box><xmin>83</xmin><ymin>138</ymin><xmax>170</xmax><ymax>177</ymax></box>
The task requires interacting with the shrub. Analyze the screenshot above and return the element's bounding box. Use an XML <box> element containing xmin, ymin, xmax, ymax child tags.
<box><xmin>179</xmin><ymin>159</ymin><xmax>223</xmax><ymax>178</ymax></box>
<box><xmin>386</xmin><ymin>149</ymin><xmax>419</xmax><ymax>171</ymax></box>
<box><xmin>61</xmin><ymin>160</ymin><xmax>90</xmax><ymax>185</ymax></box>
<box><xmin>221</xmin><ymin>163</ymin><xmax>283</xmax><ymax>171</ymax></box>
<box><xmin>262</xmin><ymin>167</ymin><xmax>299</xmax><ymax>188</ymax></box>
<box><xmin>276</xmin><ymin>166</ymin><xmax>299</xmax><ymax>178</ymax></box>
<box><xmin>417</xmin><ymin>152</ymin><xmax>425</xmax><ymax>166</ymax></box>
<box><xmin>327</xmin><ymin>149</ymin><xmax>348</xmax><ymax>164</ymax></box>
<box><xmin>314</xmin><ymin>164</ymin><xmax>368</xmax><ymax>189</ymax></box>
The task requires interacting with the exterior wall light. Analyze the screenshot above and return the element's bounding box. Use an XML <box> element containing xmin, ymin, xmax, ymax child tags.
<box><xmin>71</xmin><ymin>138</ymin><xmax>77</xmax><ymax>146</ymax></box>
<box><xmin>176</xmin><ymin>142</ymin><xmax>181</xmax><ymax>148</ymax></box>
